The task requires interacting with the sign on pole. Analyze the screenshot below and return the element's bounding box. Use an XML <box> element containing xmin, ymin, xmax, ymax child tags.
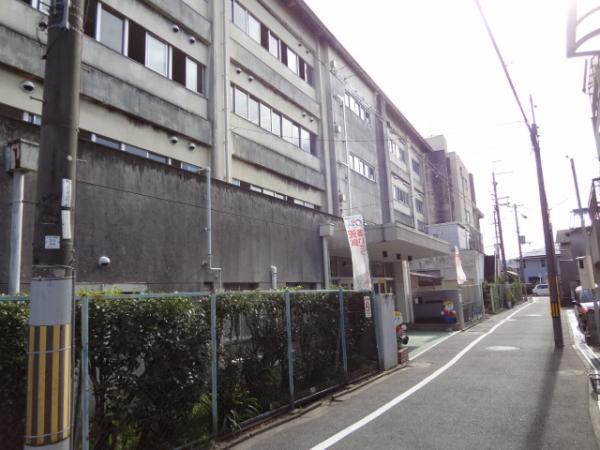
<box><xmin>343</xmin><ymin>215</ymin><xmax>372</xmax><ymax>291</ymax></box>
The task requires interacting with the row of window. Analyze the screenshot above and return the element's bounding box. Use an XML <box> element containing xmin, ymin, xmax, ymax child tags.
<box><xmin>389</xmin><ymin>135</ymin><xmax>407</xmax><ymax>163</ymax></box>
<box><xmin>231</xmin><ymin>0</ymin><xmax>314</xmax><ymax>86</ymax></box>
<box><xmin>83</xmin><ymin>1</ymin><xmax>205</xmax><ymax>94</ymax></box>
<box><xmin>232</xmin><ymin>179</ymin><xmax>319</xmax><ymax>210</ymax></box>
<box><xmin>344</xmin><ymin>92</ymin><xmax>370</xmax><ymax>122</ymax></box>
<box><xmin>349</xmin><ymin>154</ymin><xmax>375</xmax><ymax>181</ymax></box>
<box><xmin>415</xmin><ymin>198</ymin><xmax>424</xmax><ymax>214</ymax></box>
<box><xmin>87</xmin><ymin>132</ymin><xmax>202</xmax><ymax>173</ymax></box>
<box><xmin>22</xmin><ymin>0</ymin><xmax>49</xmax><ymax>13</ymax></box>
<box><xmin>393</xmin><ymin>185</ymin><xmax>410</xmax><ymax>205</ymax></box>
<box><xmin>232</xmin><ymin>85</ymin><xmax>316</xmax><ymax>154</ymax></box>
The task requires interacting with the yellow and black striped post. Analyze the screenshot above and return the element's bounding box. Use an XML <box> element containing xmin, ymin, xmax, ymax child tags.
<box><xmin>25</xmin><ymin>324</ymin><xmax>72</xmax><ymax>447</ymax></box>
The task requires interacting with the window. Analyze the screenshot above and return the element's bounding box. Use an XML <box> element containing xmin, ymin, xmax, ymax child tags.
<box><xmin>268</xmin><ymin>31</ymin><xmax>280</xmax><ymax>58</ymax></box>
<box><xmin>290</xmin><ymin>124</ymin><xmax>300</xmax><ymax>147</ymax></box>
<box><xmin>541</xmin><ymin>259</ymin><xmax>546</xmax><ymax>268</ymax></box>
<box><xmin>127</xmin><ymin>20</ymin><xmax>145</xmax><ymax>64</ymax></box>
<box><xmin>389</xmin><ymin>135</ymin><xmax>407</xmax><ymax>162</ymax></box>
<box><xmin>146</xmin><ymin>34</ymin><xmax>169</xmax><ymax>76</ymax></box>
<box><xmin>182</xmin><ymin>162</ymin><xmax>201</xmax><ymax>173</ymax></box>
<box><xmin>412</xmin><ymin>159</ymin><xmax>421</xmax><ymax>176</ymax></box>
<box><xmin>185</xmin><ymin>58</ymin><xmax>198</xmax><ymax>91</ymax></box>
<box><xmin>271</xmin><ymin>111</ymin><xmax>281</xmax><ymax>136</ymax></box>
<box><xmin>233</xmin><ymin>0</ymin><xmax>247</xmax><ymax>30</ymax></box>
<box><xmin>287</xmin><ymin>48</ymin><xmax>298</xmax><ymax>74</ymax></box>
<box><xmin>123</xmin><ymin>144</ymin><xmax>148</xmax><ymax>158</ymax></box>
<box><xmin>248</xmin><ymin>96</ymin><xmax>260</xmax><ymax>125</ymax></box>
<box><xmin>91</xmin><ymin>133</ymin><xmax>121</xmax><ymax>150</ymax></box>
<box><xmin>234</xmin><ymin>87</ymin><xmax>248</xmax><ymax>118</ymax></box>
<box><xmin>300</xmin><ymin>128</ymin><xmax>311</xmax><ymax>153</ymax></box>
<box><xmin>345</xmin><ymin>92</ymin><xmax>369</xmax><ymax>122</ymax></box>
<box><xmin>260</xmin><ymin>104</ymin><xmax>271</xmax><ymax>131</ymax></box>
<box><xmin>248</xmin><ymin>14</ymin><xmax>261</xmax><ymax>43</ymax></box>
<box><xmin>28</xmin><ymin>0</ymin><xmax>50</xmax><ymax>14</ymax></box>
<box><xmin>393</xmin><ymin>186</ymin><xmax>410</xmax><ymax>205</ymax></box>
<box><xmin>99</xmin><ymin>5</ymin><xmax>125</xmax><ymax>53</ymax></box>
<box><xmin>415</xmin><ymin>198</ymin><xmax>424</xmax><ymax>214</ymax></box>
<box><xmin>350</xmin><ymin>154</ymin><xmax>375</xmax><ymax>181</ymax></box>
<box><xmin>282</xmin><ymin>117</ymin><xmax>293</xmax><ymax>144</ymax></box>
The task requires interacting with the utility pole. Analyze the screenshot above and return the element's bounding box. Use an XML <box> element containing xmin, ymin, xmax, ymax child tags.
<box><xmin>569</xmin><ymin>157</ymin><xmax>600</xmax><ymax>344</ymax></box>
<box><xmin>529</xmin><ymin>96</ymin><xmax>563</xmax><ymax>348</ymax></box>
<box><xmin>25</xmin><ymin>1</ymin><xmax>85</xmax><ymax>448</ymax></box>
<box><xmin>475</xmin><ymin>0</ymin><xmax>563</xmax><ymax>348</ymax></box>
<box><xmin>513</xmin><ymin>204</ymin><xmax>525</xmax><ymax>283</ymax></box>
<box><xmin>493</xmin><ymin>208</ymin><xmax>501</xmax><ymax>279</ymax></box>
<box><xmin>492</xmin><ymin>171</ymin><xmax>508</xmax><ymax>276</ymax></box>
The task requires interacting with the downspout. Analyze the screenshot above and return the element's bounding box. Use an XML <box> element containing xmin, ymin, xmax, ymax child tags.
<box><xmin>8</xmin><ymin>171</ymin><xmax>25</xmax><ymax>293</ymax></box>
<box><xmin>335</xmin><ymin>94</ymin><xmax>352</xmax><ymax>214</ymax></box>
<box><xmin>222</xmin><ymin>0</ymin><xmax>231</xmax><ymax>182</ymax></box>
<box><xmin>203</xmin><ymin>167</ymin><xmax>222</xmax><ymax>290</ymax></box>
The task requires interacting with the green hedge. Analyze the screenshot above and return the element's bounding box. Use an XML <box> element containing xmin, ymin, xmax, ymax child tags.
<box><xmin>0</xmin><ymin>301</ymin><xmax>28</xmax><ymax>450</ymax></box>
<box><xmin>0</xmin><ymin>291</ymin><xmax>377</xmax><ymax>450</ymax></box>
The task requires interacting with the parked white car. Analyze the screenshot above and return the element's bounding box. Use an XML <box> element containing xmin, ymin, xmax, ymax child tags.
<box><xmin>532</xmin><ymin>283</ymin><xmax>549</xmax><ymax>296</ymax></box>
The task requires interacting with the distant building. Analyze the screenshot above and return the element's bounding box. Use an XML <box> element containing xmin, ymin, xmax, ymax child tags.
<box><xmin>508</xmin><ymin>248</ymin><xmax>561</xmax><ymax>286</ymax></box>
<box><xmin>556</xmin><ymin>227</ymin><xmax>589</xmax><ymax>304</ymax></box>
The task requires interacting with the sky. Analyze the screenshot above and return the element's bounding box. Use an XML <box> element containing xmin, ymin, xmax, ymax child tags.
<box><xmin>304</xmin><ymin>0</ymin><xmax>599</xmax><ymax>260</ymax></box>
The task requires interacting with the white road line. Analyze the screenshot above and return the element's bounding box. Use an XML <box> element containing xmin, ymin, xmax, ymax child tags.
<box><xmin>310</xmin><ymin>301</ymin><xmax>534</xmax><ymax>450</ymax></box>
<box><xmin>410</xmin><ymin>331</ymin><xmax>458</xmax><ymax>360</ymax></box>
<box><xmin>567</xmin><ymin>310</ymin><xmax>598</xmax><ymax>370</ymax></box>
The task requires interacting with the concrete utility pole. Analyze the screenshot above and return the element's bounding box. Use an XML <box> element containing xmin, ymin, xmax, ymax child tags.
<box><xmin>513</xmin><ymin>204</ymin><xmax>525</xmax><ymax>283</ymax></box>
<box><xmin>529</xmin><ymin>97</ymin><xmax>563</xmax><ymax>348</ymax></box>
<box><xmin>492</xmin><ymin>171</ymin><xmax>508</xmax><ymax>276</ymax></box>
<box><xmin>25</xmin><ymin>0</ymin><xmax>85</xmax><ymax>448</ymax></box>
<box><xmin>475</xmin><ymin>0</ymin><xmax>563</xmax><ymax>347</ymax></box>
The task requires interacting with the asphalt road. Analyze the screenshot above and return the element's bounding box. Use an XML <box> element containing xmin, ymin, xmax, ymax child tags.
<box><xmin>233</xmin><ymin>298</ymin><xmax>600</xmax><ymax>450</ymax></box>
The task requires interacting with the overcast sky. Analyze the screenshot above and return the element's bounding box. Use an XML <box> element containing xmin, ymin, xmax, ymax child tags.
<box><xmin>304</xmin><ymin>0</ymin><xmax>599</xmax><ymax>259</ymax></box>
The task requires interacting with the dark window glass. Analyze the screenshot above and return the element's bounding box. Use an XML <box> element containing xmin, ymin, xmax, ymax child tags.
<box><xmin>148</xmin><ymin>152</ymin><xmax>168</xmax><ymax>164</ymax></box>
<box><xmin>92</xmin><ymin>134</ymin><xmax>120</xmax><ymax>150</ymax></box>
<box><xmin>182</xmin><ymin>162</ymin><xmax>201</xmax><ymax>173</ymax></box>
<box><xmin>172</xmin><ymin>47</ymin><xmax>186</xmax><ymax>87</ymax></box>
<box><xmin>260</xmin><ymin>24</ymin><xmax>269</xmax><ymax>49</ymax></box>
<box><xmin>83</xmin><ymin>0</ymin><xmax>98</xmax><ymax>37</ymax></box>
<box><xmin>280</xmin><ymin>42</ymin><xmax>288</xmax><ymax>64</ymax></box>
<box><xmin>298</xmin><ymin>58</ymin><xmax>306</xmax><ymax>80</ymax></box>
<box><xmin>123</xmin><ymin>144</ymin><xmax>148</xmax><ymax>158</ymax></box>
<box><xmin>128</xmin><ymin>20</ymin><xmax>145</xmax><ymax>64</ymax></box>
<box><xmin>306</xmin><ymin>64</ymin><xmax>314</xmax><ymax>86</ymax></box>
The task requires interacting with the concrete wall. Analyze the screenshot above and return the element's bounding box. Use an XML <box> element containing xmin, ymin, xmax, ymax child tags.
<box><xmin>0</xmin><ymin>118</ymin><xmax>330</xmax><ymax>292</ymax></box>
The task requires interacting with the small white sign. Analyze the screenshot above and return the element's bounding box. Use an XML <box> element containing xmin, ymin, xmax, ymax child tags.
<box><xmin>61</xmin><ymin>210</ymin><xmax>72</xmax><ymax>240</ymax></box>
<box><xmin>364</xmin><ymin>295</ymin><xmax>372</xmax><ymax>319</ymax></box>
<box><xmin>61</xmin><ymin>178</ymin><xmax>72</xmax><ymax>208</ymax></box>
<box><xmin>44</xmin><ymin>235</ymin><xmax>60</xmax><ymax>250</ymax></box>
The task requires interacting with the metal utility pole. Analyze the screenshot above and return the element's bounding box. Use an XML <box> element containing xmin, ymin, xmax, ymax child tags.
<box><xmin>513</xmin><ymin>204</ymin><xmax>525</xmax><ymax>283</ymax></box>
<box><xmin>25</xmin><ymin>0</ymin><xmax>85</xmax><ymax>448</ymax></box>
<box><xmin>475</xmin><ymin>0</ymin><xmax>563</xmax><ymax>348</ymax></box>
<box><xmin>569</xmin><ymin>157</ymin><xmax>600</xmax><ymax>344</ymax></box>
<box><xmin>492</xmin><ymin>171</ymin><xmax>508</xmax><ymax>276</ymax></box>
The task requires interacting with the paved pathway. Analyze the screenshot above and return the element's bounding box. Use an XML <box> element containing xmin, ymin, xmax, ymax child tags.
<box><xmin>233</xmin><ymin>298</ymin><xmax>599</xmax><ymax>449</ymax></box>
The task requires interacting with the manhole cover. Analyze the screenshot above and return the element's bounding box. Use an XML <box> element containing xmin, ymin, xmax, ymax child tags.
<box><xmin>486</xmin><ymin>346</ymin><xmax>520</xmax><ymax>351</ymax></box>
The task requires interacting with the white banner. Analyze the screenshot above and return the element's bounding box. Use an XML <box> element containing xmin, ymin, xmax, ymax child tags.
<box><xmin>343</xmin><ymin>215</ymin><xmax>372</xmax><ymax>291</ymax></box>
<box><xmin>455</xmin><ymin>246</ymin><xmax>467</xmax><ymax>285</ymax></box>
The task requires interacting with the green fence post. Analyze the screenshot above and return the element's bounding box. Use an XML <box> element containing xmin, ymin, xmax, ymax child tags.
<box><xmin>284</xmin><ymin>291</ymin><xmax>295</xmax><ymax>409</ymax></box>
<box><xmin>210</xmin><ymin>292</ymin><xmax>218</xmax><ymax>436</ymax></box>
<box><xmin>81</xmin><ymin>296</ymin><xmax>89</xmax><ymax>450</ymax></box>
<box><xmin>338</xmin><ymin>289</ymin><xmax>348</xmax><ymax>382</ymax></box>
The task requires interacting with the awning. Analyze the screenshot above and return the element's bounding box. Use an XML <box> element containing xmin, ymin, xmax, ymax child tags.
<box><xmin>321</xmin><ymin>222</ymin><xmax>451</xmax><ymax>261</ymax></box>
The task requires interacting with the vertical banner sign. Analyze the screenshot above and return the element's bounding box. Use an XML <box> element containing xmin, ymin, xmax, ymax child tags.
<box><xmin>343</xmin><ymin>215</ymin><xmax>372</xmax><ymax>291</ymax></box>
<box><xmin>455</xmin><ymin>246</ymin><xmax>467</xmax><ymax>285</ymax></box>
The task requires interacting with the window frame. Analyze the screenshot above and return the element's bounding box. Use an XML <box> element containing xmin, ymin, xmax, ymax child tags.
<box><xmin>145</xmin><ymin>32</ymin><xmax>171</xmax><ymax>77</ymax></box>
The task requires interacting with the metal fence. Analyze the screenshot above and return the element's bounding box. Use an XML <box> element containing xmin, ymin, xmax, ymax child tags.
<box><xmin>0</xmin><ymin>289</ymin><xmax>379</xmax><ymax>450</ymax></box>
<box><xmin>460</xmin><ymin>284</ymin><xmax>484</xmax><ymax>323</ymax></box>
<box><xmin>485</xmin><ymin>283</ymin><xmax>526</xmax><ymax>313</ymax></box>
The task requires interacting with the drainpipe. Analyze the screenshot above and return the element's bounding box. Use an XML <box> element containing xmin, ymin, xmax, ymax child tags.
<box><xmin>201</xmin><ymin>167</ymin><xmax>222</xmax><ymax>290</ymax></box>
<box><xmin>335</xmin><ymin>94</ymin><xmax>352</xmax><ymax>214</ymax></box>
<box><xmin>222</xmin><ymin>0</ymin><xmax>231</xmax><ymax>182</ymax></box>
<box><xmin>270</xmin><ymin>265</ymin><xmax>277</xmax><ymax>289</ymax></box>
<box><xmin>8</xmin><ymin>171</ymin><xmax>25</xmax><ymax>294</ymax></box>
<box><xmin>5</xmin><ymin>139</ymin><xmax>38</xmax><ymax>294</ymax></box>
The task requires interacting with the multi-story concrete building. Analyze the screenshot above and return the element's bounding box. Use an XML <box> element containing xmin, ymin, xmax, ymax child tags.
<box><xmin>1</xmin><ymin>0</ymin><xmax>457</xmax><ymax>321</ymax></box>
<box><xmin>409</xmin><ymin>136</ymin><xmax>486</xmax><ymax>324</ymax></box>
